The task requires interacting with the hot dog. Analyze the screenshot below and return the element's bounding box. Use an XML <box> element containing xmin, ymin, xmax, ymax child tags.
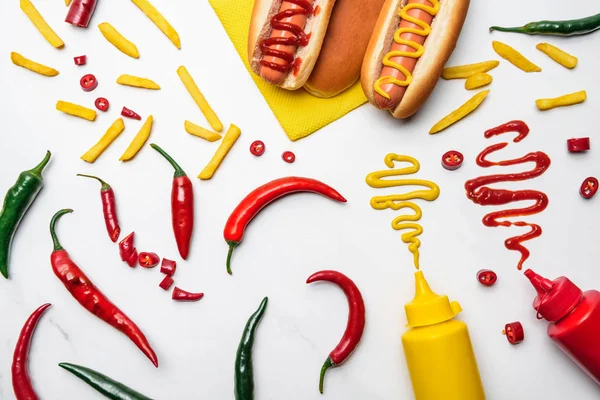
<box><xmin>248</xmin><ymin>0</ymin><xmax>386</xmax><ymax>97</ymax></box>
<box><xmin>361</xmin><ymin>0</ymin><xmax>470</xmax><ymax>118</ymax></box>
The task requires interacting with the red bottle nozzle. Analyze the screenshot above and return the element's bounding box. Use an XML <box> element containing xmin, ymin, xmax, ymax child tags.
<box><xmin>524</xmin><ymin>269</ymin><xmax>583</xmax><ymax>323</ymax></box>
<box><xmin>524</xmin><ymin>269</ymin><xmax>554</xmax><ymax>297</ymax></box>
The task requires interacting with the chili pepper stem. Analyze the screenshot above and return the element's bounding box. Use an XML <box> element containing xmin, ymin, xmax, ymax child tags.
<box><xmin>77</xmin><ymin>174</ymin><xmax>110</xmax><ymax>190</ymax></box>
<box><xmin>489</xmin><ymin>26</ymin><xmax>527</xmax><ymax>33</ymax></box>
<box><xmin>150</xmin><ymin>143</ymin><xmax>186</xmax><ymax>177</ymax></box>
<box><xmin>30</xmin><ymin>151</ymin><xmax>52</xmax><ymax>177</ymax></box>
<box><xmin>226</xmin><ymin>242</ymin><xmax>238</xmax><ymax>275</ymax></box>
<box><xmin>50</xmin><ymin>209</ymin><xmax>73</xmax><ymax>251</ymax></box>
<box><xmin>319</xmin><ymin>357</ymin><xmax>335</xmax><ymax>394</ymax></box>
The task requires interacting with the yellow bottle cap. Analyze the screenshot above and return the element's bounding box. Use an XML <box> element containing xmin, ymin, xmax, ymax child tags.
<box><xmin>405</xmin><ymin>270</ymin><xmax>462</xmax><ymax>327</ymax></box>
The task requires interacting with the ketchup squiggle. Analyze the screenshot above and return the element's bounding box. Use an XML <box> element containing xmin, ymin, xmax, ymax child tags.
<box><xmin>465</xmin><ymin>120</ymin><xmax>551</xmax><ymax>270</ymax></box>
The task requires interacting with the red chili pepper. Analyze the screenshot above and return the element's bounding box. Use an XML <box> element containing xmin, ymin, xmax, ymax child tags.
<box><xmin>80</xmin><ymin>74</ymin><xmax>98</xmax><ymax>92</ymax></box>
<box><xmin>282</xmin><ymin>151</ymin><xmax>296</xmax><ymax>163</ymax></box>
<box><xmin>250</xmin><ymin>140</ymin><xmax>265</xmax><ymax>156</ymax></box>
<box><xmin>580</xmin><ymin>177</ymin><xmax>599</xmax><ymax>199</ymax></box>
<box><xmin>172</xmin><ymin>287</ymin><xmax>204</xmax><ymax>302</ymax></box>
<box><xmin>65</xmin><ymin>0</ymin><xmax>98</xmax><ymax>28</ymax></box>
<box><xmin>126</xmin><ymin>249</ymin><xmax>138</xmax><ymax>268</ymax></box>
<box><xmin>74</xmin><ymin>55</ymin><xmax>87</xmax><ymax>65</ymax></box>
<box><xmin>504</xmin><ymin>321</ymin><xmax>525</xmax><ymax>344</ymax></box>
<box><xmin>94</xmin><ymin>97</ymin><xmax>109</xmax><ymax>112</ymax></box>
<box><xmin>224</xmin><ymin>177</ymin><xmax>346</xmax><ymax>274</ymax></box>
<box><xmin>119</xmin><ymin>232</ymin><xmax>135</xmax><ymax>262</ymax></box>
<box><xmin>50</xmin><ymin>210</ymin><xmax>158</xmax><ymax>367</ymax></box>
<box><xmin>160</xmin><ymin>258</ymin><xmax>176</xmax><ymax>276</ymax></box>
<box><xmin>442</xmin><ymin>150</ymin><xmax>464</xmax><ymax>171</ymax></box>
<box><xmin>477</xmin><ymin>269</ymin><xmax>498</xmax><ymax>286</ymax></box>
<box><xmin>567</xmin><ymin>137</ymin><xmax>590</xmax><ymax>153</ymax></box>
<box><xmin>307</xmin><ymin>270</ymin><xmax>365</xmax><ymax>394</ymax></box>
<box><xmin>150</xmin><ymin>144</ymin><xmax>194</xmax><ymax>260</ymax></box>
<box><xmin>121</xmin><ymin>107</ymin><xmax>142</xmax><ymax>120</ymax></box>
<box><xmin>12</xmin><ymin>303</ymin><xmax>51</xmax><ymax>400</ymax></box>
<box><xmin>159</xmin><ymin>275</ymin><xmax>174</xmax><ymax>290</ymax></box>
<box><xmin>139</xmin><ymin>252</ymin><xmax>160</xmax><ymax>268</ymax></box>
<box><xmin>77</xmin><ymin>174</ymin><xmax>120</xmax><ymax>242</ymax></box>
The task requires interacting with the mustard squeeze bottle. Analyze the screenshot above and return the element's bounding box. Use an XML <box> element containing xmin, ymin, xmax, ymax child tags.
<box><xmin>402</xmin><ymin>271</ymin><xmax>486</xmax><ymax>400</ymax></box>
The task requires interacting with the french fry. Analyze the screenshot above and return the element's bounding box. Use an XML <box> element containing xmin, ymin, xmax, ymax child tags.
<box><xmin>492</xmin><ymin>41</ymin><xmax>541</xmax><ymax>73</ymax></box>
<box><xmin>120</xmin><ymin>116</ymin><xmax>154</xmax><ymax>161</ymax></box>
<box><xmin>130</xmin><ymin>0</ymin><xmax>180</xmax><ymax>49</ymax></box>
<box><xmin>536</xmin><ymin>43</ymin><xmax>578</xmax><ymax>69</ymax></box>
<box><xmin>65</xmin><ymin>0</ymin><xmax>72</xmax><ymax>5</ymax></box>
<box><xmin>11</xmin><ymin>52</ymin><xmax>59</xmax><ymax>77</ymax></box>
<box><xmin>98</xmin><ymin>22</ymin><xmax>140</xmax><ymax>59</ymax></box>
<box><xmin>442</xmin><ymin>61</ymin><xmax>500</xmax><ymax>79</ymax></box>
<box><xmin>430</xmin><ymin>90</ymin><xmax>490</xmax><ymax>134</ymax></box>
<box><xmin>116</xmin><ymin>74</ymin><xmax>160</xmax><ymax>89</ymax></box>
<box><xmin>20</xmin><ymin>0</ymin><xmax>64</xmax><ymax>48</ymax></box>
<box><xmin>184</xmin><ymin>121</ymin><xmax>221</xmax><ymax>142</ymax></box>
<box><xmin>177</xmin><ymin>66</ymin><xmax>223</xmax><ymax>132</ymax></box>
<box><xmin>56</xmin><ymin>101</ymin><xmax>97</xmax><ymax>121</ymax></box>
<box><xmin>198</xmin><ymin>124</ymin><xmax>241</xmax><ymax>180</ymax></box>
<box><xmin>82</xmin><ymin>118</ymin><xmax>126</xmax><ymax>163</ymax></box>
<box><xmin>465</xmin><ymin>73</ymin><xmax>492</xmax><ymax>90</ymax></box>
<box><xmin>536</xmin><ymin>90</ymin><xmax>586</xmax><ymax>111</ymax></box>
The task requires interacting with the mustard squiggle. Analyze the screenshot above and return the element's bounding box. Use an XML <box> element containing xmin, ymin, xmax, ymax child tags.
<box><xmin>366</xmin><ymin>154</ymin><xmax>440</xmax><ymax>269</ymax></box>
<box><xmin>374</xmin><ymin>0</ymin><xmax>440</xmax><ymax>100</ymax></box>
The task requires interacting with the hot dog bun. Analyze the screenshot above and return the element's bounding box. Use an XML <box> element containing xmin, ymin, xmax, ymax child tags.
<box><xmin>361</xmin><ymin>0</ymin><xmax>470</xmax><ymax>118</ymax></box>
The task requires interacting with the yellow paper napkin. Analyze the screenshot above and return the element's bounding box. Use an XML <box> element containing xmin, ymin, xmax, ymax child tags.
<box><xmin>208</xmin><ymin>0</ymin><xmax>367</xmax><ymax>141</ymax></box>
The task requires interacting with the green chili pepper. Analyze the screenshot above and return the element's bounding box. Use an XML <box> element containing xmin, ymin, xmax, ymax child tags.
<box><xmin>0</xmin><ymin>151</ymin><xmax>51</xmax><ymax>279</ymax></box>
<box><xmin>490</xmin><ymin>13</ymin><xmax>600</xmax><ymax>36</ymax></box>
<box><xmin>59</xmin><ymin>362</ymin><xmax>153</xmax><ymax>400</ymax></box>
<box><xmin>235</xmin><ymin>297</ymin><xmax>268</xmax><ymax>400</ymax></box>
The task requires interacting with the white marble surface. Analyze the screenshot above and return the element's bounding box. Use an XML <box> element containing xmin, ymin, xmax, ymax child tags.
<box><xmin>1</xmin><ymin>0</ymin><xmax>600</xmax><ymax>399</ymax></box>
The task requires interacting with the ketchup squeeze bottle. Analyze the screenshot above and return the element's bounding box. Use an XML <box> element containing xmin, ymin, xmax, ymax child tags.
<box><xmin>525</xmin><ymin>269</ymin><xmax>600</xmax><ymax>385</ymax></box>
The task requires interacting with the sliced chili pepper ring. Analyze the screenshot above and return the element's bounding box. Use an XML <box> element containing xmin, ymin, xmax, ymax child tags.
<box><xmin>80</xmin><ymin>74</ymin><xmax>98</xmax><ymax>92</ymax></box>
<box><xmin>159</xmin><ymin>275</ymin><xmax>174</xmax><ymax>290</ymax></box>
<box><xmin>580</xmin><ymin>177</ymin><xmax>598</xmax><ymax>199</ymax></box>
<box><xmin>504</xmin><ymin>321</ymin><xmax>525</xmax><ymax>344</ymax></box>
<box><xmin>139</xmin><ymin>252</ymin><xmax>159</xmax><ymax>268</ymax></box>
<box><xmin>95</xmin><ymin>97</ymin><xmax>109</xmax><ymax>112</ymax></box>
<box><xmin>250</xmin><ymin>140</ymin><xmax>265</xmax><ymax>156</ymax></box>
<box><xmin>74</xmin><ymin>55</ymin><xmax>87</xmax><ymax>66</ymax></box>
<box><xmin>118</xmin><ymin>232</ymin><xmax>135</xmax><ymax>261</ymax></box>
<box><xmin>567</xmin><ymin>137</ymin><xmax>590</xmax><ymax>153</ymax></box>
<box><xmin>442</xmin><ymin>150</ymin><xmax>464</xmax><ymax>170</ymax></box>
<box><xmin>477</xmin><ymin>269</ymin><xmax>497</xmax><ymax>286</ymax></box>
<box><xmin>160</xmin><ymin>258</ymin><xmax>176</xmax><ymax>276</ymax></box>
<box><xmin>282</xmin><ymin>151</ymin><xmax>296</xmax><ymax>163</ymax></box>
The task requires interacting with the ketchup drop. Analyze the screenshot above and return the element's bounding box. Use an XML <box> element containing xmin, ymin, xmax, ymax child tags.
<box><xmin>282</xmin><ymin>151</ymin><xmax>296</xmax><ymax>163</ymax></box>
<box><xmin>250</xmin><ymin>140</ymin><xmax>265</xmax><ymax>157</ymax></box>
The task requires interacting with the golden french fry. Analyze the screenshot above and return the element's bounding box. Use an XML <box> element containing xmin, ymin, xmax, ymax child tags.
<box><xmin>11</xmin><ymin>52</ymin><xmax>59</xmax><ymax>77</ymax></box>
<box><xmin>131</xmin><ymin>0</ymin><xmax>180</xmax><ymax>49</ymax></box>
<box><xmin>492</xmin><ymin>41</ymin><xmax>541</xmax><ymax>73</ymax></box>
<box><xmin>430</xmin><ymin>90</ymin><xmax>490</xmax><ymax>134</ymax></box>
<box><xmin>65</xmin><ymin>0</ymin><xmax>72</xmax><ymax>5</ymax></box>
<box><xmin>536</xmin><ymin>90</ymin><xmax>586</xmax><ymax>111</ymax></box>
<box><xmin>20</xmin><ymin>0</ymin><xmax>64</xmax><ymax>48</ymax></box>
<box><xmin>536</xmin><ymin>43</ymin><xmax>577</xmax><ymax>69</ymax></box>
<box><xmin>98</xmin><ymin>22</ymin><xmax>139</xmax><ymax>58</ymax></box>
<box><xmin>177</xmin><ymin>66</ymin><xmax>223</xmax><ymax>132</ymax></box>
<box><xmin>198</xmin><ymin>124</ymin><xmax>241</xmax><ymax>180</ymax></box>
<box><xmin>117</xmin><ymin>74</ymin><xmax>160</xmax><ymax>89</ymax></box>
<box><xmin>120</xmin><ymin>116</ymin><xmax>154</xmax><ymax>161</ymax></box>
<box><xmin>56</xmin><ymin>101</ymin><xmax>97</xmax><ymax>121</ymax></box>
<box><xmin>184</xmin><ymin>121</ymin><xmax>221</xmax><ymax>142</ymax></box>
<box><xmin>442</xmin><ymin>61</ymin><xmax>500</xmax><ymax>79</ymax></box>
<box><xmin>82</xmin><ymin>118</ymin><xmax>126</xmax><ymax>163</ymax></box>
<box><xmin>465</xmin><ymin>73</ymin><xmax>492</xmax><ymax>90</ymax></box>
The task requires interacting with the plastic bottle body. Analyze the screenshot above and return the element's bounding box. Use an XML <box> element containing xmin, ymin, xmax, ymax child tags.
<box><xmin>548</xmin><ymin>290</ymin><xmax>600</xmax><ymax>384</ymax></box>
<box><xmin>402</xmin><ymin>319</ymin><xmax>486</xmax><ymax>400</ymax></box>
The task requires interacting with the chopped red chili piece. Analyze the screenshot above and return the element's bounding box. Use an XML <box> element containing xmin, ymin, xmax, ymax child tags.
<box><xmin>504</xmin><ymin>321</ymin><xmax>525</xmax><ymax>344</ymax></box>
<box><xmin>126</xmin><ymin>249</ymin><xmax>138</xmax><ymax>268</ymax></box>
<box><xmin>567</xmin><ymin>137</ymin><xmax>590</xmax><ymax>152</ymax></box>
<box><xmin>172</xmin><ymin>287</ymin><xmax>204</xmax><ymax>302</ymax></box>
<box><xmin>580</xmin><ymin>177</ymin><xmax>599</xmax><ymax>199</ymax></box>
<box><xmin>160</xmin><ymin>258</ymin><xmax>176</xmax><ymax>276</ymax></box>
<box><xmin>250</xmin><ymin>140</ymin><xmax>265</xmax><ymax>156</ymax></box>
<box><xmin>442</xmin><ymin>150</ymin><xmax>464</xmax><ymax>170</ymax></box>
<box><xmin>74</xmin><ymin>55</ymin><xmax>87</xmax><ymax>66</ymax></box>
<box><xmin>159</xmin><ymin>275</ymin><xmax>174</xmax><ymax>290</ymax></box>
<box><xmin>282</xmin><ymin>151</ymin><xmax>296</xmax><ymax>163</ymax></box>
<box><xmin>119</xmin><ymin>232</ymin><xmax>135</xmax><ymax>261</ymax></box>
<box><xmin>121</xmin><ymin>107</ymin><xmax>141</xmax><ymax>120</ymax></box>
<box><xmin>476</xmin><ymin>269</ymin><xmax>497</xmax><ymax>286</ymax></box>
<box><xmin>94</xmin><ymin>97</ymin><xmax>109</xmax><ymax>112</ymax></box>
<box><xmin>80</xmin><ymin>74</ymin><xmax>98</xmax><ymax>92</ymax></box>
<box><xmin>139</xmin><ymin>252</ymin><xmax>160</xmax><ymax>268</ymax></box>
